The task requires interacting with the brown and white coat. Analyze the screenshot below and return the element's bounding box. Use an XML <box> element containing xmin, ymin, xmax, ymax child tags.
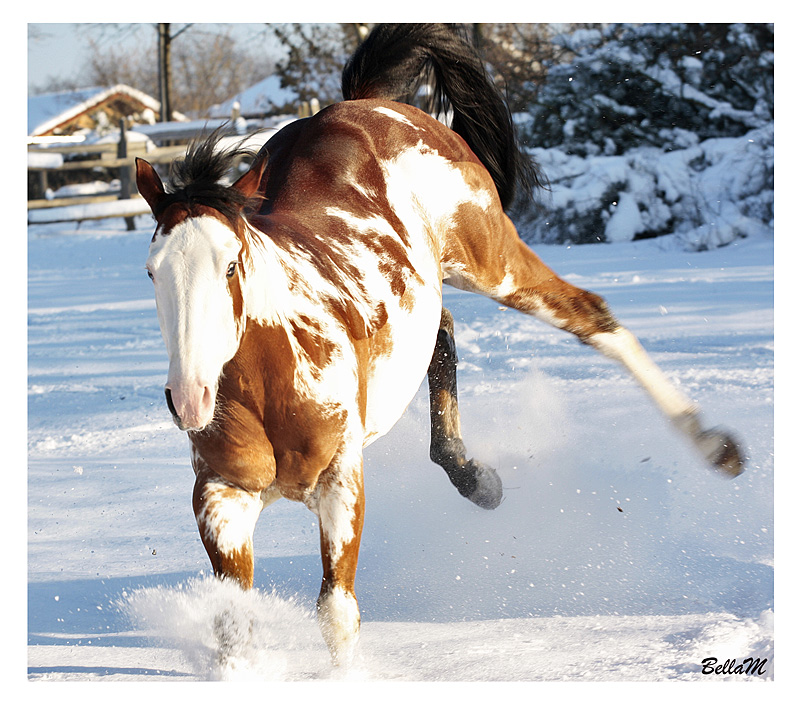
<box><xmin>136</xmin><ymin>24</ymin><xmax>742</xmax><ymax>668</ymax></box>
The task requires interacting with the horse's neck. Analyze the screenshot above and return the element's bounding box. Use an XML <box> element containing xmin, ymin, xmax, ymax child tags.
<box><xmin>241</xmin><ymin>227</ymin><xmax>297</xmax><ymax>327</ymax></box>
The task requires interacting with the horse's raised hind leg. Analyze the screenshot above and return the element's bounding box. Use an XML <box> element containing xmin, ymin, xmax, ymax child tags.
<box><xmin>307</xmin><ymin>445</ymin><xmax>365</xmax><ymax>668</ymax></box>
<box><xmin>503</xmin><ymin>239</ymin><xmax>743</xmax><ymax>475</ymax></box>
<box><xmin>587</xmin><ymin>326</ymin><xmax>743</xmax><ymax>474</ymax></box>
<box><xmin>446</xmin><ymin>219</ymin><xmax>744</xmax><ymax>476</ymax></box>
<box><xmin>427</xmin><ymin>307</ymin><xmax>503</xmax><ymax>509</ymax></box>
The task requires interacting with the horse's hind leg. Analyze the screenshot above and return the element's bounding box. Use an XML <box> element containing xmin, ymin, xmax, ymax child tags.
<box><xmin>427</xmin><ymin>307</ymin><xmax>503</xmax><ymax>509</ymax></box>
<box><xmin>446</xmin><ymin>219</ymin><xmax>743</xmax><ymax>476</ymax></box>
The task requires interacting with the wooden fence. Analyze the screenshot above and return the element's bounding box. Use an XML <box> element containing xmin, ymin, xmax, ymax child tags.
<box><xmin>27</xmin><ymin>129</ymin><xmax>185</xmax><ymax>228</ymax></box>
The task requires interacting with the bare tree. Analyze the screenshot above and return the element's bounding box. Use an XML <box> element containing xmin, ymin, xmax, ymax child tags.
<box><xmin>75</xmin><ymin>23</ymin><xmax>273</xmax><ymax>118</ymax></box>
<box><xmin>157</xmin><ymin>23</ymin><xmax>194</xmax><ymax>121</ymax></box>
<box><xmin>83</xmin><ymin>28</ymin><xmax>158</xmax><ymax>94</ymax></box>
<box><xmin>171</xmin><ymin>27</ymin><xmax>270</xmax><ymax>117</ymax></box>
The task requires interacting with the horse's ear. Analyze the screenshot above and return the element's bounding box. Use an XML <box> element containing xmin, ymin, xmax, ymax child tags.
<box><xmin>231</xmin><ymin>148</ymin><xmax>269</xmax><ymax>202</ymax></box>
<box><xmin>135</xmin><ymin>158</ymin><xmax>166</xmax><ymax>213</ymax></box>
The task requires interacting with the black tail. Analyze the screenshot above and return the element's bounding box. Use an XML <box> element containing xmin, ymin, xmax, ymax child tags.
<box><xmin>342</xmin><ymin>23</ymin><xmax>543</xmax><ymax>211</ymax></box>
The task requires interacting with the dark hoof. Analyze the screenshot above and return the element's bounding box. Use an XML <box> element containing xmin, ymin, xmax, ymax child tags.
<box><xmin>463</xmin><ymin>459</ymin><xmax>503</xmax><ymax>509</ymax></box>
<box><xmin>213</xmin><ymin>607</ymin><xmax>255</xmax><ymax>668</ymax></box>
<box><xmin>696</xmin><ymin>427</ymin><xmax>745</xmax><ymax>477</ymax></box>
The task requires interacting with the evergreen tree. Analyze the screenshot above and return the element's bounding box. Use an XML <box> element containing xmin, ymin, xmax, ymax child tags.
<box><xmin>513</xmin><ymin>23</ymin><xmax>774</xmax><ymax>250</ymax></box>
<box><xmin>526</xmin><ymin>23</ymin><xmax>773</xmax><ymax>157</ymax></box>
<box><xmin>270</xmin><ymin>24</ymin><xmax>371</xmax><ymax>108</ymax></box>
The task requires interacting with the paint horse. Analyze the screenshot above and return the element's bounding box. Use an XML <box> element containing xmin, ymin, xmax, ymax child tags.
<box><xmin>135</xmin><ymin>24</ymin><xmax>743</xmax><ymax>666</ymax></box>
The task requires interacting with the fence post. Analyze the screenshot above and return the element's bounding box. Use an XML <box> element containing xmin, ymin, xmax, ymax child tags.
<box><xmin>118</xmin><ymin>119</ymin><xmax>136</xmax><ymax>231</ymax></box>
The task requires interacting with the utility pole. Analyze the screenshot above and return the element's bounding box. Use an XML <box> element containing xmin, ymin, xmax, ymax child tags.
<box><xmin>157</xmin><ymin>23</ymin><xmax>172</xmax><ymax>122</ymax></box>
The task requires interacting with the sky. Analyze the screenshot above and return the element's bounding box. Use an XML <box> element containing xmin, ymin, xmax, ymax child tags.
<box><xmin>28</xmin><ymin>24</ymin><xmax>95</xmax><ymax>90</ymax></box>
<box><xmin>28</xmin><ymin>12</ymin><xmax>782</xmax><ymax>95</ymax></box>
<box><xmin>27</xmin><ymin>23</ymin><xmax>283</xmax><ymax>93</ymax></box>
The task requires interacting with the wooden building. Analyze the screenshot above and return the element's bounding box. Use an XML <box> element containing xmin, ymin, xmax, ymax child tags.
<box><xmin>28</xmin><ymin>84</ymin><xmax>185</xmax><ymax>139</ymax></box>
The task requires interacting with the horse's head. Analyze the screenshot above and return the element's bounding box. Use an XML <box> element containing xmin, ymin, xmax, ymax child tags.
<box><xmin>136</xmin><ymin>146</ymin><xmax>268</xmax><ymax>431</ymax></box>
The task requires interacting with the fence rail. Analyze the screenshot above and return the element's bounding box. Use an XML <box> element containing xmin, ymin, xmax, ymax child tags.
<box><xmin>27</xmin><ymin>144</ymin><xmax>186</xmax><ymax>173</ymax></box>
<box><xmin>27</xmin><ymin>130</ymin><xmax>186</xmax><ymax>226</ymax></box>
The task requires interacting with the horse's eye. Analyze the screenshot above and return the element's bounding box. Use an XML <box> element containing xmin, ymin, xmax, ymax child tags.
<box><xmin>226</xmin><ymin>262</ymin><xmax>238</xmax><ymax>279</ymax></box>
<box><xmin>147</xmin><ymin>269</ymin><xmax>154</xmax><ymax>281</ymax></box>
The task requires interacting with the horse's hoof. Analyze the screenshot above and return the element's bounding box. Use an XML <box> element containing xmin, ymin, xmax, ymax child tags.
<box><xmin>696</xmin><ymin>427</ymin><xmax>745</xmax><ymax>477</ymax></box>
<box><xmin>465</xmin><ymin>460</ymin><xmax>503</xmax><ymax>509</ymax></box>
<box><xmin>213</xmin><ymin>607</ymin><xmax>255</xmax><ymax>674</ymax></box>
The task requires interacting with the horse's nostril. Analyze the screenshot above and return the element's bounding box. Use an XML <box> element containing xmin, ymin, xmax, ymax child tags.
<box><xmin>165</xmin><ymin>388</ymin><xmax>178</xmax><ymax>418</ymax></box>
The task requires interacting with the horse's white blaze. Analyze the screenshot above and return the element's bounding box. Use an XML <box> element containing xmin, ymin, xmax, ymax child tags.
<box><xmin>146</xmin><ymin>216</ymin><xmax>243</xmax><ymax>429</ymax></box>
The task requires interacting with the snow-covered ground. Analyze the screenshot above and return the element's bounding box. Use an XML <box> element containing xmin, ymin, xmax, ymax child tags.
<box><xmin>27</xmin><ymin>213</ymin><xmax>774</xmax><ymax>688</ymax></box>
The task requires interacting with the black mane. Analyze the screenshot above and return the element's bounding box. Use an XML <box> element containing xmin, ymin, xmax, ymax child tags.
<box><xmin>156</xmin><ymin>129</ymin><xmax>259</xmax><ymax>222</ymax></box>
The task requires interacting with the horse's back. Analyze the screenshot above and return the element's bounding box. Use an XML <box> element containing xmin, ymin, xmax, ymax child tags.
<box><xmin>266</xmin><ymin>99</ymin><xmax>512</xmax><ymax>268</ymax></box>
<box><xmin>260</xmin><ymin>99</ymin><xmax>485</xmax><ymax>211</ymax></box>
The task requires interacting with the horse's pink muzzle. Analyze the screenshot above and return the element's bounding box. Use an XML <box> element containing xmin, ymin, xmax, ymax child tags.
<box><xmin>165</xmin><ymin>384</ymin><xmax>216</xmax><ymax>431</ymax></box>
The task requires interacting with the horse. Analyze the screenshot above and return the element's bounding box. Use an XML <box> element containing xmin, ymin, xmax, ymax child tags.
<box><xmin>135</xmin><ymin>23</ymin><xmax>743</xmax><ymax>667</ymax></box>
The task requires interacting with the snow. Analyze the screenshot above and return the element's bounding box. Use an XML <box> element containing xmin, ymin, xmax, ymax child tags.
<box><xmin>26</xmin><ymin>207</ymin><xmax>774</xmax><ymax>688</ymax></box>
<box><xmin>603</xmin><ymin>191</ymin><xmax>642</xmax><ymax>243</ymax></box>
<box><xmin>521</xmin><ymin>125</ymin><xmax>773</xmax><ymax>250</ymax></box>
<box><xmin>208</xmin><ymin>74</ymin><xmax>299</xmax><ymax>119</ymax></box>
<box><xmin>27</xmin><ymin>152</ymin><xmax>63</xmax><ymax>169</ymax></box>
<box><xmin>27</xmin><ymin>198</ymin><xmax>150</xmax><ymax>224</ymax></box>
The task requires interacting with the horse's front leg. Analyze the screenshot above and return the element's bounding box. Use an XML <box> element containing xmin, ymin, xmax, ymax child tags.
<box><xmin>192</xmin><ymin>463</ymin><xmax>268</xmax><ymax>589</ymax></box>
<box><xmin>307</xmin><ymin>446</ymin><xmax>365</xmax><ymax>667</ymax></box>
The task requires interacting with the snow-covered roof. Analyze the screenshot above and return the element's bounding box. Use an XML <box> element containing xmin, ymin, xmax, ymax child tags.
<box><xmin>131</xmin><ymin>118</ymin><xmax>235</xmax><ymax>143</ymax></box>
<box><xmin>208</xmin><ymin>75</ymin><xmax>298</xmax><ymax>119</ymax></box>
<box><xmin>28</xmin><ymin>84</ymin><xmax>183</xmax><ymax>137</ymax></box>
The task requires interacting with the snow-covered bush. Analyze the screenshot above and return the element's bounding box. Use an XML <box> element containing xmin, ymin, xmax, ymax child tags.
<box><xmin>517</xmin><ymin>124</ymin><xmax>773</xmax><ymax>250</ymax></box>
<box><xmin>524</xmin><ymin>23</ymin><xmax>773</xmax><ymax>157</ymax></box>
<box><xmin>514</xmin><ymin>23</ymin><xmax>773</xmax><ymax>249</ymax></box>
